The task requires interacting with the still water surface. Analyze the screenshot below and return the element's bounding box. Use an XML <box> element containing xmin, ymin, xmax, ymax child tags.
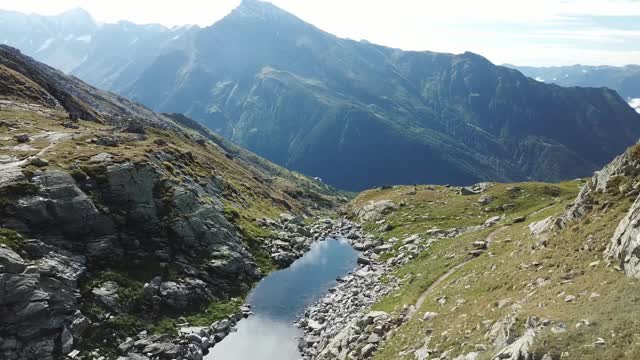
<box><xmin>206</xmin><ymin>238</ymin><xmax>358</xmax><ymax>360</ymax></box>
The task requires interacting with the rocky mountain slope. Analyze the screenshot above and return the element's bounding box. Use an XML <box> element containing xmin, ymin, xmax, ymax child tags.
<box><xmin>4</xmin><ymin>2</ymin><xmax>639</xmax><ymax>191</ymax></box>
<box><xmin>294</xmin><ymin>140</ymin><xmax>640</xmax><ymax>359</ymax></box>
<box><xmin>508</xmin><ymin>64</ymin><xmax>640</xmax><ymax>100</ymax></box>
<box><xmin>0</xmin><ymin>45</ymin><xmax>344</xmax><ymax>360</ymax></box>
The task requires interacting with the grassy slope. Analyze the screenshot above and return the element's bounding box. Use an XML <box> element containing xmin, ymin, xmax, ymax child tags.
<box><xmin>348</xmin><ymin>181</ymin><xmax>640</xmax><ymax>359</ymax></box>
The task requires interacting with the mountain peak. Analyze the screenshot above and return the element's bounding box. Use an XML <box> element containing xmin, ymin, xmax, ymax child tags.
<box><xmin>230</xmin><ymin>0</ymin><xmax>300</xmax><ymax>23</ymax></box>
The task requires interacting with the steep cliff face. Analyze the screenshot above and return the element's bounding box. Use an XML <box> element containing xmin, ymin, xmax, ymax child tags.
<box><xmin>0</xmin><ymin>46</ymin><xmax>341</xmax><ymax>359</ymax></box>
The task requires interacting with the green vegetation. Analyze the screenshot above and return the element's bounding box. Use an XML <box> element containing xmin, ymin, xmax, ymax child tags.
<box><xmin>0</xmin><ymin>228</ymin><xmax>23</xmax><ymax>252</ymax></box>
<box><xmin>81</xmin><ymin>271</ymin><xmax>146</xmax><ymax>314</ymax></box>
<box><xmin>223</xmin><ymin>201</ymin><xmax>278</xmax><ymax>274</ymax></box>
<box><xmin>346</xmin><ymin>180</ymin><xmax>640</xmax><ymax>360</ymax></box>
<box><xmin>186</xmin><ymin>297</ymin><xmax>244</xmax><ymax>326</ymax></box>
<box><xmin>352</xmin><ymin>181</ymin><xmax>581</xmax><ymax>240</ymax></box>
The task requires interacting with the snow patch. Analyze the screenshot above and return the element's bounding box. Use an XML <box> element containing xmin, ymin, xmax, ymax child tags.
<box><xmin>36</xmin><ymin>38</ymin><xmax>55</xmax><ymax>53</ymax></box>
<box><xmin>629</xmin><ymin>98</ymin><xmax>640</xmax><ymax>114</ymax></box>
<box><xmin>534</xmin><ymin>77</ymin><xmax>545</xmax><ymax>82</ymax></box>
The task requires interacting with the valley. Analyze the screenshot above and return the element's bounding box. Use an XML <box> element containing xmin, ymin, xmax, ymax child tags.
<box><xmin>1</xmin><ymin>1</ymin><xmax>640</xmax><ymax>360</ymax></box>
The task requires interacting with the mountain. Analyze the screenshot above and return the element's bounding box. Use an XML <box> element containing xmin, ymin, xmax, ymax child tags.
<box><xmin>3</xmin><ymin>2</ymin><xmax>640</xmax><ymax>191</ymax></box>
<box><xmin>120</xmin><ymin>0</ymin><xmax>640</xmax><ymax>190</ymax></box>
<box><xmin>0</xmin><ymin>8</ymin><xmax>196</xmax><ymax>93</ymax></box>
<box><xmin>508</xmin><ymin>63</ymin><xmax>640</xmax><ymax>101</ymax></box>
<box><xmin>0</xmin><ymin>44</ymin><xmax>343</xmax><ymax>359</ymax></box>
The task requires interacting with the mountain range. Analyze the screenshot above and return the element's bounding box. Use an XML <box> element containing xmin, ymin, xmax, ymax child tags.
<box><xmin>0</xmin><ymin>8</ymin><xmax>197</xmax><ymax>93</ymax></box>
<box><xmin>508</xmin><ymin>64</ymin><xmax>640</xmax><ymax>102</ymax></box>
<box><xmin>2</xmin><ymin>0</ymin><xmax>640</xmax><ymax>190</ymax></box>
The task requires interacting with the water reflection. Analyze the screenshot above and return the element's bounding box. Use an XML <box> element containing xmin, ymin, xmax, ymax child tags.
<box><xmin>206</xmin><ymin>238</ymin><xmax>358</xmax><ymax>360</ymax></box>
<box><xmin>207</xmin><ymin>315</ymin><xmax>302</xmax><ymax>360</ymax></box>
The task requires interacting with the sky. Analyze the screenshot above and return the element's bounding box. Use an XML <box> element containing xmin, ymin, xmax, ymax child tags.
<box><xmin>1</xmin><ymin>0</ymin><xmax>640</xmax><ymax>66</ymax></box>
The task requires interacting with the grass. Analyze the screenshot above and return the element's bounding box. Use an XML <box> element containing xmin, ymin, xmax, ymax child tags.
<box><xmin>355</xmin><ymin>180</ymin><xmax>640</xmax><ymax>360</ymax></box>
<box><xmin>186</xmin><ymin>297</ymin><xmax>244</xmax><ymax>326</ymax></box>
<box><xmin>0</xmin><ymin>228</ymin><xmax>23</xmax><ymax>252</ymax></box>
<box><xmin>350</xmin><ymin>182</ymin><xmax>581</xmax><ymax>242</ymax></box>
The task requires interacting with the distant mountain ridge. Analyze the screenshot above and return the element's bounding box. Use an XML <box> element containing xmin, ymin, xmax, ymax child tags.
<box><xmin>3</xmin><ymin>1</ymin><xmax>640</xmax><ymax>190</ymax></box>
<box><xmin>0</xmin><ymin>8</ymin><xmax>197</xmax><ymax>93</ymax></box>
<box><xmin>507</xmin><ymin>64</ymin><xmax>640</xmax><ymax>101</ymax></box>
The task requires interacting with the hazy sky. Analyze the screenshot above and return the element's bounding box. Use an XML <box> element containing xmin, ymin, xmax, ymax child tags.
<box><xmin>1</xmin><ymin>0</ymin><xmax>640</xmax><ymax>66</ymax></box>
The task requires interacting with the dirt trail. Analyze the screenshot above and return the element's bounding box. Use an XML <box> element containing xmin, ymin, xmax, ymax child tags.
<box><xmin>407</xmin><ymin>226</ymin><xmax>506</xmax><ymax>319</ymax></box>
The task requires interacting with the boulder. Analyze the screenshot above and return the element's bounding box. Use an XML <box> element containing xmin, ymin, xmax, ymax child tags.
<box><xmin>608</xmin><ymin>196</ymin><xmax>640</xmax><ymax>278</ymax></box>
<box><xmin>0</xmin><ymin>248</ymin><xmax>26</xmax><ymax>273</ymax></box>
<box><xmin>92</xmin><ymin>281</ymin><xmax>121</xmax><ymax>312</ymax></box>
<box><xmin>355</xmin><ymin>200</ymin><xmax>398</xmax><ymax>222</ymax></box>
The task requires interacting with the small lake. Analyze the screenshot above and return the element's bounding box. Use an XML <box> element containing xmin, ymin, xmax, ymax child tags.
<box><xmin>206</xmin><ymin>238</ymin><xmax>358</xmax><ymax>360</ymax></box>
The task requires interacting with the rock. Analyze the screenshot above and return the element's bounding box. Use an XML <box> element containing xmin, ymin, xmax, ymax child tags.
<box><xmin>92</xmin><ymin>281</ymin><xmax>121</xmax><ymax>312</ymax></box>
<box><xmin>422</xmin><ymin>312</ymin><xmax>438</xmax><ymax>322</ymax></box>
<box><xmin>373</xmin><ymin>244</ymin><xmax>392</xmax><ymax>254</ymax></box>
<box><xmin>607</xmin><ymin>194</ymin><xmax>640</xmax><ymax>278</ymax></box>
<box><xmin>0</xmin><ymin>248</ymin><xmax>26</xmax><ymax>273</ymax></box>
<box><xmin>29</xmin><ymin>157</ymin><xmax>49</xmax><ymax>167</ymax></box>
<box><xmin>89</xmin><ymin>153</ymin><xmax>113</xmax><ymax>163</ymax></box>
<box><xmin>484</xmin><ymin>216</ymin><xmax>501</xmax><ymax>227</ymax></box>
<box><xmin>95</xmin><ymin>136</ymin><xmax>120</xmax><ymax>147</ymax></box>
<box><xmin>357</xmin><ymin>255</ymin><xmax>372</xmax><ymax>265</ymax></box>
<box><xmin>489</xmin><ymin>316</ymin><xmax>516</xmax><ymax>348</ymax></box>
<box><xmin>564</xmin><ymin>295</ymin><xmax>576</xmax><ymax>303</ymax></box>
<box><xmin>478</xmin><ymin>195</ymin><xmax>494</xmax><ymax>205</ymax></box>
<box><xmin>60</xmin><ymin>326</ymin><xmax>73</xmax><ymax>354</ymax></box>
<box><xmin>153</xmin><ymin>138</ymin><xmax>168</xmax><ymax>146</ymax></box>
<box><xmin>471</xmin><ymin>241</ymin><xmax>487</xmax><ymax>250</ymax></box>
<box><xmin>360</xmin><ymin>343</ymin><xmax>376</xmax><ymax>357</ymax></box>
<box><xmin>512</xmin><ymin>216</ymin><xmax>526</xmax><ymax>224</ymax></box>
<box><xmin>460</xmin><ymin>187</ymin><xmax>481</xmax><ymax>195</ymax></box>
<box><xmin>121</xmin><ymin>122</ymin><xmax>146</xmax><ymax>134</ymax></box>
<box><xmin>528</xmin><ymin>216</ymin><xmax>554</xmax><ymax>236</ymax></box>
<box><xmin>279</xmin><ymin>213</ymin><xmax>303</xmax><ymax>224</ymax></box>
<box><xmin>469</xmin><ymin>250</ymin><xmax>485</xmax><ymax>257</ymax></box>
<box><xmin>355</xmin><ymin>200</ymin><xmax>398</xmax><ymax>222</ymax></box>
<box><xmin>492</xmin><ymin>329</ymin><xmax>535</xmax><ymax>360</ymax></box>
<box><xmin>15</xmin><ymin>134</ymin><xmax>30</xmax><ymax>143</ymax></box>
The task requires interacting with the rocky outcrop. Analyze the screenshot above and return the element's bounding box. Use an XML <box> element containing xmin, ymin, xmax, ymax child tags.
<box><xmin>607</xmin><ymin>196</ymin><xmax>640</xmax><ymax>278</ymax></box>
<box><xmin>0</xmin><ymin>159</ymin><xmax>261</xmax><ymax>358</ymax></box>
<box><xmin>559</xmin><ymin>143</ymin><xmax>640</xmax><ymax>227</ymax></box>
<box><xmin>0</xmin><ymin>247</ymin><xmax>88</xmax><ymax>360</ymax></box>
<box><xmin>353</xmin><ymin>200</ymin><xmax>398</xmax><ymax>222</ymax></box>
<box><xmin>549</xmin><ymin>143</ymin><xmax>640</xmax><ymax>279</ymax></box>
